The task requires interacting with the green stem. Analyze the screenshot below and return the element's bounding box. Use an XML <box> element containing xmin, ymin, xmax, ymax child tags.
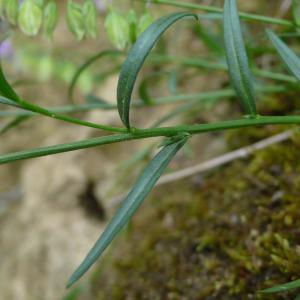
<box><xmin>150</xmin><ymin>54</ymin><xmax>297</xmax><ymax>83</ymax></box>
<box><xmin>137</xmin><ymin>115</ymin><xmax>300</xmax><ymax>136</ymax></box>
<box><xmin>68</xmin><ymin>50</ymin><xmax>122</xmax><ymax>102</ymax></box>
<box><xmin>0</xmin><ymin>85</ymin><xmax>286</xmax><ymax>118</ymax></box>
<box><xmin>142</xmin><ymin>0</ymin><xmax>293</xmax><ymax>27</ymax></box>
<box><xmin>1</xmin><ymin>115</ymin><xmax>299</xmax><ymax>164</ymax></box>
<box><xmin>15</xmin><ymin>98</ymin><xmax>127</xmax><ymax>133</ymax></box>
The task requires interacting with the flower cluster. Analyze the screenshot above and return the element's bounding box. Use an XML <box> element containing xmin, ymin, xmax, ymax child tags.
<box><xmin>0</xmin><ymin>0</ymin><xmax>153</xmax><ymax>49</ymax></box>
<box><xmin>0</xmin><ymin>0</ymin><xmax>104</xmax><ymax>39</ymax></box>
<box><xmin>105</xmin><ymin>8</ymin><xmax>153</xmax><ymax>50</ymax></box>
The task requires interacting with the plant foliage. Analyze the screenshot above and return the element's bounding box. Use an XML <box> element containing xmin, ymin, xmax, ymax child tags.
<box><xmin>0</xmin><ymin>0</ymin><xmax>300</xmax><ymax>294</ymax></box>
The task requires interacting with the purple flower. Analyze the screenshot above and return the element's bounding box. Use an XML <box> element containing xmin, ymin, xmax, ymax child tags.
<box><xmin>94</xmin><ymin>0</ymin><xmax>107</xmax><ymax>12</ymax></box>
<box><xmin>0</xmin><ymin>40</ymin><xmax>14</xmax><ymax>60</ymax></box>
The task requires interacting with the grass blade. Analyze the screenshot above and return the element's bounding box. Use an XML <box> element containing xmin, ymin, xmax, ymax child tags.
<box><xmin>68</xmin><ymin>50</ymin><xmax>121</xmax><ymax>102</ymax></box>
<box><xmin>117</xmin><ymin>12</ymin><xmax>198</xmax><ymax>128</ymax></box>
<box><xmin>66</xmin><ymin>136</ymin><xmax>188</xmax><ymax>287</ymax></box>
<box><xmin>223</xmin><ymin>0</ymin><xmax>257</xmax><ymax>116</ymax></box>
<box><xmin>266</xmin><ymin>29</ymin><xmax>300</xmax><ymax>81</ymax></box>
<box><xmin>260</xmin><ymin>279</ymin><xmax>300</xmax><ymax>294</ymax></box>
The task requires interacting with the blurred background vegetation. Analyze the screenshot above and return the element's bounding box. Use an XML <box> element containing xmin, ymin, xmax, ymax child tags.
<box><xmin>1</xmin><ymin>0</ymin><xmax>300</xmax><ymax>299</ymax></box>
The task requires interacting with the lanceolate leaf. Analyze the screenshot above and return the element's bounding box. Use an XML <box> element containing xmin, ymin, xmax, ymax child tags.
<box><xmin>260</xmin><ymin>279</ymin><xmax>300</xmax><ymax>294</ymax></box>
<box><xmin>267</xmin><ymin>29</ymin><xmax>300</xmax><ymax>81</ymax></box>
<box><xmin>117</xmin><ymin>12</ymin><xmax>198</xmax><ymax>128</ymax></box>
<box><xmin>66</xmin><ymin>137</ymin><xmax>188</xmax><ymax>287</ymax></box>
<box><xmin>223</xmin><ymin>0</ymin><xmax>257</xmax><ymax>116</ymax></box>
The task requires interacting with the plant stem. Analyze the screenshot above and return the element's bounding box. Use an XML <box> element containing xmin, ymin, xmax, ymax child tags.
<box><xmin>0</xmin><ymin>96</ymin><xmax>126</xmax><ymax>133</ymax></box>
<box><xmin>0</xmin><ymin>85</ymin><xmax>286</xmax><ymax>118</ymax></box>
<box><xmin>150</xmin><ymin>54</ymin><xmax>297</xmax><ymax>83</ymax></box>
<box><xmin>19</xmin><ymin>99</ymin><xmax>127</xmax><ymax>133</ymax></box>
<box><xmin>136</xmin><ymin>115</ymin><xmax>300</xmax><ymax>136</ymax></box>
<box><xmin>1</xmin><ymin>115</ymin><xmax>299</xmax><ymax>164</ymax></box>
<box><xmin>139</xmin><ymin>0</ymin><xmax>293</xmax><ymax>27</ymax></box>
<box><xmin>68</xmin><ymin>50</ymin><xmax>122</xmax><ymax>102</ymax></box>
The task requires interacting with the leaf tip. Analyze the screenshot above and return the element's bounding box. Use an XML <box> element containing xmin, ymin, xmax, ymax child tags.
<box><xmin>66</xmin><ymin>272</ymin><xmax>79</xmax><ymax>289</ymax></box>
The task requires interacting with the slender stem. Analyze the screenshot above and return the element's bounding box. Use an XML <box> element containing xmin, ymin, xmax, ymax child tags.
<box><xmin>1</xmin><ymin>115</ymin><xmax>300</xmax><ymax>164</ymax></box>
<box><xmin>0</xmin><ymin>85</ymin><xmax>286</xmax><ymax>118</ymax></box>
<box><xmin>150</xmin><ymin>54</ymin><xmax>297</xmax><ymax>83</ymax></box>
<box><xmin>140</xmin><ymin>0</ymin><xmax>293</xmax><ymax>27</ymax></box>
<box><xmin>6</xmin><ymin>97</ymin><xmax>127</xmax><ymax>133</ymax></box>
<box><xmin>136</xmin><ymin>115</ymin><xmax>300</xmax><ymax>136</ymax></box>
<box><xmin>68</xmin><ymin>50</ymin><xmax>122</xmax><ymax>102</ymax></box>
<box><xmin>0</xmin><ymin>133</ymin><xmax>136</xmax><ymax>164</ymax></box>
<box><xmin>18</xmin><ymin>99</ymin><xmax>127</xmax><ymax>133</ymax></box>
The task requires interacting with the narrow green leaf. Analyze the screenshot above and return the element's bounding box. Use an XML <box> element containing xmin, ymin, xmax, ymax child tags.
<box><xmin>66</xmin><ymin>137</ymin><xmax>188</xmax><ymax>287</ymax></box>
<box><xmin>266</xmin><ymin>29</ymin><xmax>300</xmax><ymax>81</ymax></box>
<box><xmin>223</xmin><ymin>0</ymin><xmax>256</xmax><ymax>116</ymax></box>
<box><xmin>68</xmin><ymin>50</ymin><xmax>121</xmax><ymax>102</ymax></box>
<box><xmin>117</xmin><ymin>12</ymin><xmax>198</xmax><ymax>128</ymax></box>
<box><xmin>260</xmin><ymin>279</ymin><xmax>300</xmax><ymax>294</ymax></box>
<box><xmin>0</xmin><ymin>116</ymin><xmax>30</xmax><ymax>135</ymax></box>
<box><xmin>0</xmin><ymin>65</ymin><xmax>20</xmax><ymax>101</ymax></box>
<box><xmin>293</xmin><ymin>0</ymin><xmax>300</xmax><ymax>26</ymax></box>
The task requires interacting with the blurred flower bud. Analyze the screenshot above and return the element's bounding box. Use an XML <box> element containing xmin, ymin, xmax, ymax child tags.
<box><xmin>5</xmin><ymin>0</ymin><xmax>19</xmax><ymax>25</ymax></box>
<box><xmin>137</xmin><ymin>12</ymin><xmax>154</xmax><ymax>36</ymax></box>
<box><xmin>105</xmin><ymin>10</ymin><xmax>130</xmax><ymax>50</ymax></box>
<box><xmin>67</xmin><ymin>0</ymin><xmax>85</xmax><ymax>40</ymax></box>
<box><xmin>43</xmin><ymin>1</ymin><xmax>59</xmax><ymax>39</ymax></box>
<box><xmin>18</xmin><ymin>0</ymin><xmax>42</xmax><ymax>36</ymax></box>
<box><xmin>293</xmin><ymin>0</ymin><xmax>300</xmax><ymax>26</ymax></box>
<box><xmin>127</xmin><ymin>9</ymin><xmax>137</xmax><ymax>44</ymax></box>
<box><xmin>0</xmin><ymin>39</ymin><xmax>14</xmax><ymax>59</ymax></box>
<box><xmin>83</xmin><ymin>0</ymin><xmax>98</xmax><ymax>38</ymax></box>
<box><xmin>94</xmin><ymin>0</ymin><xmax>106</xmax><ymax>13</ymax></box>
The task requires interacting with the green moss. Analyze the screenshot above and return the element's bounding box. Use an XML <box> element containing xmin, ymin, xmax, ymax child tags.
<box><xmin>91</xmin><ymin>129</ymin><xmax>300</xmax><ymax>300</ymax></box>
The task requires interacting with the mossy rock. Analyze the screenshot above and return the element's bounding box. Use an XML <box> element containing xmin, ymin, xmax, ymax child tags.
<box><xmin>89</xmin><ymin>130</ymin><xmax>300</xmax><ymax>300</ymax></box>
